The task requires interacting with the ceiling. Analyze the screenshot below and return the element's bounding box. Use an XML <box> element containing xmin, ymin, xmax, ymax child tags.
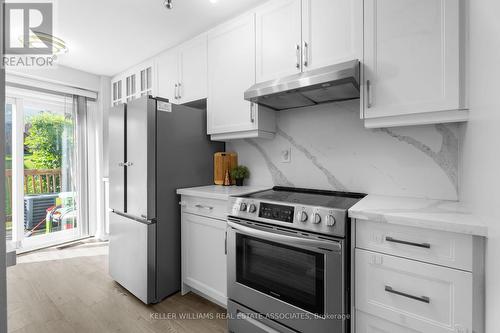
<box><xmin>54</xmin><ymin>0</ymin><xmax>266</xmax><ymax>77</ymax></box>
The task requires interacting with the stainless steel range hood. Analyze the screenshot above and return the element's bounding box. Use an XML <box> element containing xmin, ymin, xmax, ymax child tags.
<box><xmin>244</xmin><ymin>60</ymin><xmax>360</xmax><ymax>111</ymax></box>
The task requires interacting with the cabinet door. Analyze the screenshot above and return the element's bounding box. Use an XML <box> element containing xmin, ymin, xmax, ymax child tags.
<box><xmin>301</xmin><ymin>0</ymin><xmax>362</xmax><ymax>71</ymax></box>
<box><xmin>255</xmin><ymin>0</ymin><xmax>302</xmax><ymax>82</ymax></box>
<box><xmin>363</xmin><ymin>0</ymin><xmax>461</xmax><ymax>119</ymax></box>
<box><xmin>207</xmin><ymin>14</ymin><xmax>257</xmax><ymax>135</ymax></box>
<box><xmin>157</xmin><ymin>48</ymin><xmax>179</xmax><ymax>102</ymax></box>
<box><xmin>111</xmin><ymin>79</ymin><xmax>124</xmax><ymax>106</ymax></box>
<box><xmin>182</xmin><ymin>212</ymin><xmax>227</xmax><ymax>305</ymax></box>
<box><xmin>139</xmin><ymin>66</ymin><xmax>153</xmax><ymax>97</ymax></box>
<box><xmin>178</xmin><ymin>34</ymin><xmax>208</xmax><ymax>104</ymax></box>
<box><xmin>355</xmin><ymin>249</ymin><xmax>472</xmax><ymax>333</ymax></box>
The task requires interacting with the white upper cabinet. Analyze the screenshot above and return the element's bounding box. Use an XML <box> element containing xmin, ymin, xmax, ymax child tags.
<box><xmin>157</xmin><ymin>48</ymin><xmax>180</xmax><ymax>102</ymax></box>
<box><xmin>111</xmin><ymin>79</ymin><xmax>123</xmax><ymax>106</ymax></box>
<box><xmin>362</xmin><ymin>0</ymin><xmax>468</xmax><ymax>128</ymax></box>
<box><xmin>207</xmin><ymin>13</ymin><xmax>275</xmax><ymax>140</ymax></box>
<box><xmin>255</xmin><ymin>0</ymin><xmax>361</xmax><ymax>83</ymax></box>
<box><xmin>178</xmin><ymin>35</ymin><xmax>208</xmax><ymax>103</ymax></box>
<box><xmin>255</xmin><ymin>0</ymin><xmax>302</xmax><ymax>83</ymax></box>
<box><xmin>301</xmin><ymin>0</ymin><xmax>362</xmax><ymax>70</ymax></box>
<box><xmin>111</xmin><ymin>60</ymin><xmax>154</xmax><ymax>106</ymax></box>
<box><xmin>157</xmin><ymin>34</ymin><xmax>208</xmax><ymax>104</ymax></box>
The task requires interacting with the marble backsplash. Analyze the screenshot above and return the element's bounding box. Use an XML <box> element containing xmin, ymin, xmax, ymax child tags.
<box><xmin>226</xmin><ymin>100</ymin><xmax>460</xmax><ymax>200</ymax></box>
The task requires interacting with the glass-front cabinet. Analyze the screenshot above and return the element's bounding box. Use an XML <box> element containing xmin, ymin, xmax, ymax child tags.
<box><xmin>111</xmin><ymin>61</ymin><xmax>155</xmax><ymax>106</ymax></box>
<box><xmin>112</xmin><ymin>80</ymin><xmax>122</xmax><ymax>106</ymax></box>
<box><xmin>140</xmin><ymin>67</ymin><xmax>153</xmax><ymax>97</ymax></box>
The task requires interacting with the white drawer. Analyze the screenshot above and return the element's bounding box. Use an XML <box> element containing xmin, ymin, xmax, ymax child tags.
<box><xmin>180</xmin><ymin>195</ymin><xmax>228</xmax><ymax>220</ymax></box>
<box><xmin>356</xmin><ymin>220</ymin><xmax>473</xmax><ymax>271</ymax></box>
<box><xmin>355</xmin><ymin>249</ymin><xmax>472</xmax><ymax>333</ymax></box>
<box><xmin>356</xmin><ymin>310</ymin><xmax>425</xmax><ymax>333</ymax></box>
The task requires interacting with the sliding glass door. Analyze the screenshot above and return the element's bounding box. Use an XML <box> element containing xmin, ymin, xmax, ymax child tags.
<box><xmin>5</xmin><ymin>89</ymin><xmax>88</xmax><ymax>251</ymax></box>
<box><xmin>4</xmin><ymin>99</ymin><xmax>14</xmax><ymax>241</ymax></box>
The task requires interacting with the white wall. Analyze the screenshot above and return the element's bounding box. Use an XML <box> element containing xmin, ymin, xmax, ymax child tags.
<box><xmin>460</xmin><ymin>0</ymin><xmax>500</xmax><ymax>331</ymax></box>
<box><xmin>228</xmin><ymin>100</ymin><xmax>460</xmax><ymax>200</ymax></box>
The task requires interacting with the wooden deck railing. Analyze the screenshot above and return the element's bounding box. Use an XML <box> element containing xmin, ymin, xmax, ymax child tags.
<box><xmin>5</xmin><ymin>169</ymin><xmax>62</xmax><ymax>221</ymax></box>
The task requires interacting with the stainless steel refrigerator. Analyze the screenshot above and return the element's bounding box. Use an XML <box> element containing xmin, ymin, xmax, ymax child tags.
<box><xmin>108</xmin><ymin>96</ymin><xmax>224</xmax><ymax>304</ymax></box>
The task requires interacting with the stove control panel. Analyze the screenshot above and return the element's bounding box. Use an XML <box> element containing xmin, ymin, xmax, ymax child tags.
<box><xmin>229</xmin><ymin>198</ymin><xmax>347</xmax><ymax>237</ymax></box>
<box><xmin>258</xmin><ymin>203</ymin><xmax>294</xmax><ymax>223</ymax></box>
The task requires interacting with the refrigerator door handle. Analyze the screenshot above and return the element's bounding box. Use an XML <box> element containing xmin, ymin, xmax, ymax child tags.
<box><xmin>112</xmin><ymin>210</ymin><xmax>156</xmax><ymax>225</ymax></box>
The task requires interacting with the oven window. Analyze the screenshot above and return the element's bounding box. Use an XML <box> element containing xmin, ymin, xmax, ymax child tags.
<box><xmin>236</xmin><ymin>234</ymin><xmax>325</xmax><ymax>315</ymax></box>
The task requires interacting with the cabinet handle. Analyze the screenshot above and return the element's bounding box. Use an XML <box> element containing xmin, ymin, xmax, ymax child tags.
<box><xmin>250</xmin><ymin>103</ymin><xmax>255</xmax><ymax>123</ymax></box>
<box><xmin>366</xmin><ymin>80</ymin><xmax>372</xmax><ymax>108</ymax></box>
<box><xmin>303</xmin><ymin>41</ymin><xmax>309</xmax><ymax>67</ymax></box>
<box><xmin>178</xmin><ymin>82</ymin><xmax>182</xmax><ymax>99</ymax></box>
<box><xmin>224</xmin><ymin>231</ymin><xmax>227</xmax><ymax>255</ymax></box>
<box><xmin>385</xmin><ymin>236</ymin><xmax>431</xmax><ymax>249</ymax></box>
<box><xmin>118</xmin><ymin>162</ymin><xmax>133</xmax><ymax>167</ymax></box>
<box><xmin>195</xmin><ymin>204</ymin><xmax>214</xmax><ymax>210</ymax></box>
<box><xmin>295</xmin><ymin>44</ymin><xmax>301</xmax><ymax>70</ymax></box>
<box><xmin>174</xmin><ymin>83</ymin><xmax>179</xmax><ymax>99</ymax></box>
<box><xmin>385</xmin><ymin>285</ymin><xmax>430</xmax><ymax>304</ymax></box>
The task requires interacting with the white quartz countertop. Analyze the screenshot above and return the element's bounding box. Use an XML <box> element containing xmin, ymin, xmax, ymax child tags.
<box><xmin>176</xmin><ymin>185</ymin><xmax>270</xmax><ymax>201</ymax></box>
<box><xmin>348</xmin><ymin>194</ymin><xmax>488</xmax><ymax>237</ymax></box>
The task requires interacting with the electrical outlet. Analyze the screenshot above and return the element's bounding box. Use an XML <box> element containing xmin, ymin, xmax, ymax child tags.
<box><xmin>281</xmin><ymin>147</ymin><xmax>291</xmax><ymax>163</ymax></box>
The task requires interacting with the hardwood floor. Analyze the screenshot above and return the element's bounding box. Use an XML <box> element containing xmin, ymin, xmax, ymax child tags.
<box><xmin>7</xmin><ymin>240</ymin><xmax>228</xmax><ymax>333</ymax></box>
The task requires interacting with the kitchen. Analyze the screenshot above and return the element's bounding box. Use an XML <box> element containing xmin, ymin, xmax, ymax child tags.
<box><xmin>0</xmin><ymin>0</ymin><xmax>499</xmax><ymax>332</ymax></box>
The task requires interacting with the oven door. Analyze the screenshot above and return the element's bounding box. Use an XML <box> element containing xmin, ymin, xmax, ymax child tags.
<box><xmin>227</xmin><ymin>218</ymin><xmax>347</xmax><ymax>333</ymax></box>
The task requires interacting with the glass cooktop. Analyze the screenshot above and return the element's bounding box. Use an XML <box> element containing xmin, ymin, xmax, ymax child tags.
<box><xmin>241</xmin><ymin>186</ymin><xmax>366</xmax><ymax>210</ymax></box>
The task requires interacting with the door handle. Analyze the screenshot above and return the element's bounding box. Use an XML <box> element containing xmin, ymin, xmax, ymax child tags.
<box><xmin>385</xmin><ymin>285</ymin><xmax>430</xmax><ymax>304</ymax></box>
<box><xmin>295</xmin><ymin>44</ymin><xmax>301</xmax><ymax>70</ymax></box>
<box><xmin>303</xmin><ymin>41</ymin><xmax>309</xmax><ymax>67</ymax></box>
<box><xmin>224</xmin><ymin>230</ymin><xmax>227</xmax><ymax>255</ymax></box>
<box><xmin>227</xmin><ymin>220</ymin><xmax>341</xmax><ymax>252</ymax></box>
<box><xmin>385</xmin><ymin>236</ymin><xmax>431</xmax><ymax>249</ymax></box>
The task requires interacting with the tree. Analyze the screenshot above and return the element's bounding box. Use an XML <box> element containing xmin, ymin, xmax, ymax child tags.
<box><xmin>24</xmin><ymin>112</ymin><xmax>72</xmax><ymax>169</ymax></box>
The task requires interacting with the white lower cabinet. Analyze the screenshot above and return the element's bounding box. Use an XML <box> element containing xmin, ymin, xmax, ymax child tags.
<box><xmin>354</xmin><ymin>220</ymin><xmax>484</xmax><ymax>333</ymax></box>
<box><xmin>181</xmin><ymin>203</ymin><xmax>227</xmax><ymax>306</ymax></box>
<box><xmin>355</xmin><ymin>249</ymin><xmax>472</xmax><ymax>333</ymax></box>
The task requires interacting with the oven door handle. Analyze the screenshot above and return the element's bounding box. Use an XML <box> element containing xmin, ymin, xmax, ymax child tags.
<box><xmin>227</xmin><ymin>221</ymin><xmax>341</xmax><ymax>252</ymax></box>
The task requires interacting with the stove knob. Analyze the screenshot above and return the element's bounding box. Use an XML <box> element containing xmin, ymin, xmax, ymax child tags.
<box><xmin>312</xmin><ymin>213</ymin><xmax>321</xmax><ymax>224</ymax></box>
<box><xmin>248</xmin><ymin>204</ymin><xmax>257</xmax><ymax>213</ymax></box>
<box><xmin>326</xmin><ymin>215</ymin><xmax>336</xmax><ymax>227</ymax></box>
<box><xmin>239</xmin><ymin>202</ymin><xmax>247</xmax><ymax>211</ymax></box>
<box><xmin>297</xmin><ymin>211</ymin><xmax>308</xmax><ymax>222</ymax></box>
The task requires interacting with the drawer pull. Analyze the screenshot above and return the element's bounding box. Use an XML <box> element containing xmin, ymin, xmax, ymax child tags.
<box><xmin>385</xmin><ymin>236</ymin><xmax>430</xmax><ymax>249</ymax></box>
<box><xmin>195</xmin><ymin>204</ymin><xmax>214</xmax><ymax>210</ymax></box>
<box><xmin>385</xmin><ymin>285</ymin><xmax>430</xmax><ymax>304</ymax></box>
